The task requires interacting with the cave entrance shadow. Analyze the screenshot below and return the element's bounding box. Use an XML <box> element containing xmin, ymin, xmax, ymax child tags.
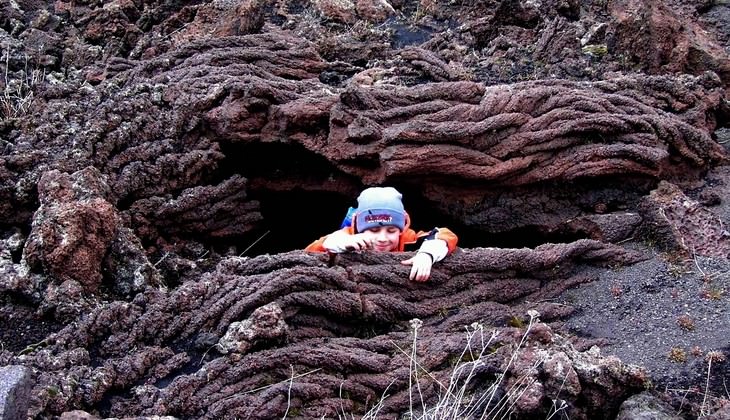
<box><xmin>239</xmin><ymin>184</ymin><xmax>590</xmax><ymax>256</ymax></box>
<box><xmin>215</xmin><ymin>142</ymin><xmax>599</xmax><ymax>255</ymax></box>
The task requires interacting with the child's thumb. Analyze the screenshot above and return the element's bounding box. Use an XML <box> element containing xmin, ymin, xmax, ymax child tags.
<box><xmin>401</xmin><ymin>257</ymin><xmax>414</xmax><ymax>266</ymax></box>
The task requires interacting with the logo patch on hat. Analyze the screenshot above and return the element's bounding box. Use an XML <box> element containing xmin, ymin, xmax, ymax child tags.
<box><xmin>364</xmin><ymin>214</ymin><xmax>392</xmax><ymax>224</ymax></box>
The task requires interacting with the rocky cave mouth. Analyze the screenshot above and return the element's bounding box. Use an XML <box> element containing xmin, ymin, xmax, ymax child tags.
<box><xmin>212</xmin><ymin>142</ymin><xmax>593</xmax><ymax>256</ymax></box>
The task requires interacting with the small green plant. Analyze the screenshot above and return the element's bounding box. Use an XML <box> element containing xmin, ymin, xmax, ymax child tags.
<box><xmin>285</xmin><ymin>407</ymin><xmax>300</xmax><ymax>417</ymax></box>
<box><xmin>643</xmin><ymin>236</ymin><xmax>657</xmax><ymax>248</ymax></box>
<box><xmin>667</xmin><ymin>263</ymin><xmax>689</xmax><ymax>278</ymax></box>
<box><xmin>507</xmin><ymin>316</ymin><xmax>525</xmax><ymax>328</ymax></box>
<box><xmin>676</xmin><ymin>315</ymin><xmax>695</xmax><ymax>331</ymax></box>
<box><xmin>668</xmin><ymin>347</ymin><xmax>687</xmax><ymax>363</ymax></box>
<box><xmin>411</xmin><ymin>2</ymin><xmax>432</xmax><ymax>24</ymax></box>
<box><xmin>700</xmin><ymin>287</ymin><xmax>725</xmax><ymax>300</ymax></box>
<box><xmin>608</xmin><ymin>262</ymin><xmax>624</xmax><ymax>271</ymax></box>
<box><xmin>581</xmin><ymin>44</ymin><xmax>608</xmax><ymax>57</ymax></box>
<box><xmin>18</xmin><ymin>338</ymin><xmax>50</xmax><ymax>355</ymax></box>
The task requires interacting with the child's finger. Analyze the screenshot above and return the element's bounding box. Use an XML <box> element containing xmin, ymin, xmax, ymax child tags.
<box><xmin>415</xmin><ymin>266</ymin><xmax>428</xmax><ymax>281</ymax></box>
<box><xmin>409</xmin><ymin>255</ymin><xmax>432</xmax><ymax>281</ymax></box>
<box><xmin>410</xmin><ymin>264</ymin><xmax>427</xmax><ymax>281</ymax></box>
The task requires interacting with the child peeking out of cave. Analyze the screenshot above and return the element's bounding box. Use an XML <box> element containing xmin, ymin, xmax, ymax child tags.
<box><xmin>305</xmin><ymin>186</ymin><xmax>458</xmax><ymax>282</ymax></box>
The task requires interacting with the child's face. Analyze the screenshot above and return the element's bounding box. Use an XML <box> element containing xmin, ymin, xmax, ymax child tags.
<box><xmin>361</xmin><ymin>226</ymin><xmax>401</xmax><ymax>252</ymax></box>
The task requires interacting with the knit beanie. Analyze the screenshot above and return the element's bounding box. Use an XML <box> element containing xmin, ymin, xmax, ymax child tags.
<box><xmin>354</xmin><ymin>187</ymin><xmax>406</xmax><ymax>233</ymax></box>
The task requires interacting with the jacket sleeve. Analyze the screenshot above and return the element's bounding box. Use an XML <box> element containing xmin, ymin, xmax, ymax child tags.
<box><xmin>403</xmin><ymin>227</ymin><xmax>458</xmax><ymax>262</ymax></box>
<box><xmin>433</xmin><ymin>227</ymin><xmax>458</xmax><ymax>254</ymax></box>
<box><xmin>304</xmin><ymin>236</ymin><xmax>328</xmax><ymax>252</ymax></box>
<box><xmin>419</xmin><ymin>227</ymin><xmax>458</xmax><ymax>254</ymax></box>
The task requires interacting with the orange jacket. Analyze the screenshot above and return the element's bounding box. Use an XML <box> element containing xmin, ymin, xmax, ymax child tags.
<box><xmin>305</xmin><ymin>211</ymin><xmax>458</xmax><ymax>253</ymax></box>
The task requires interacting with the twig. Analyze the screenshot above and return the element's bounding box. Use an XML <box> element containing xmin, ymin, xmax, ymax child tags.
<box><xmin>700</xmin><ymin>358</ymin><xmax>713</xmax><ymax>417</ymax></box>
<box><xmin>390</xmin><ymin>340</ymin><xmax>447</xmax><ymax>393</ymax></box>
<box><xmin>196</xmin><ymin>250</ymin><xmax>210</xmax><ymax>261</ymax></box>
<box><xmin>497</xmin><ymin>377</ymin><xmax>539</xmax><ymax>420</ymax></box>
<box><xmin>239</xmin><ymin>230</ymin><xmax>270</xmax><ymax>256</ymax></box>
<box><xmin>673</xmin><ymin>385</ymin><xmax>690</xmax><ymax>416</ymax></box>
<box><xmin>244</xmin><ymin>367</ymin><xmax>321</xmax><ymax>394</ymax></box>
<box><xmin>545</xmin><ymin>371</ymin><xmax>571</xmax><ymax>420</ymax></box>
<box><xmin>408</xmin><ymin>321</ymin><xmax>416</xmax><ymax>416</ymax></box>
<box><xmin>338</xmin><ymin>382</ymin><xmax>348</xmax><ymax>419</ymax></box>
<box><xmin>199</xmin><ymin>343</ymin><xmax>218</xmax><ymax>365</ymax></box>
<box><xmin>359</xmin><ymin>379</ymin><xmax>395</xmax><ymax>420</ymax></box>
<box><xmin>692</xmin><ymin>245</ymin><xmax>706</xmax><ymax>277</ymax></box>
<box><xmin>153</xmin><ymin>252</ymin><xmax>170</xmax><ymax>267</ymax></box>
<box><xmin>162</xmin><ymin>21</ymin><xmax>193</xmax><ymax>40</ymax></box>
<box><xmin>409</xmin><ymin>320</ymin><xmax>426</xmax><ymax>416</ymax></box>
<box><xmin>282</xmin><ymin>365</ymin><xmax>294</xmax><ymax>419</ymax></box>
<box><xmin>483</xmin><ymin>311</ymin><xmax>538</xmax><ymax>415</ymax></box>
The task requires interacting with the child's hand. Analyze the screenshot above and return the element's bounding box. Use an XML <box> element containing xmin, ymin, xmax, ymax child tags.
<box><xmin>323</xmin><ymin>231</ymin><xmax>372</xmax><ymax>253</ymax></box>
<box><xmin>401</xmin><ymin>252</ymin><xmax>434</xmax><ymax>282</ymax></box>
<box><xmin>347</xmin><ymin>233</ymin><xmax>373</xmax><ymax>251</ymax></box>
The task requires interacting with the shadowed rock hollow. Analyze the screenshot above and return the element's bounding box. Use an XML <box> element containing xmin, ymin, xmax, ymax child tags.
<box><xmin>1</xmin><ymin>0</ymin><xmax>729</xmax><ymax>418</ymax></box>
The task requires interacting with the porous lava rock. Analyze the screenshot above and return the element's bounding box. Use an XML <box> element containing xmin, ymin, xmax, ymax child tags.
<box><xmin>18</xmin><ymin>167</ymin><xmax>161</xmax><ymax>319</ymax></box>
<box><xmin>639</xmin><ymin>181</ymin><xmax>730</xmax><ymax>256</ymax></box>
<box><xmin>1</xmin><ymin>1</ymin><xmax>729</xmax><ymax>419</ymax></box>
<box><xmin>23</xmin><ymin>167</ymin><xmax>119</xmax><ymax>294</ymax></box>
<box><xmin>1</xmin><ymin>241</ymin><xmax>649</xmax><ymax>418</ymax></box>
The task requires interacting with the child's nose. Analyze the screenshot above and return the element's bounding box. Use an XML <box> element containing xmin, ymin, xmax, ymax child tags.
<box><xmin>376</xmin><ymin>231</ymin><xmax>388</xmax><ymax>240</ymax></box>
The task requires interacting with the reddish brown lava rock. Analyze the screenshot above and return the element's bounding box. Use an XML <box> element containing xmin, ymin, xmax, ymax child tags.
<box><xmin>607</xmin><ymin>0</ymin><xmax>730</xmax><ymax>84</ymax></box>
<box><xmin>355</xmin><ymin>0</ymin><xmax>396</xmax><ymax>22</ymax></box>
<box><xmin>0</xmin><ymin>2</ymin><xmax>729</xmax><ymax>419</ymax></box>
<box><xmin>639</xmin><ymin>181</ymin><xmax>730</xmax><ymax>257</ymax></box>
<box><xmin>2</xmin><ymin>242</ymin><xmax>649</xmax><ymax>418</ymax></box>
<box><xmin>23</xmin><ymin>167</ymin><xmax>119</xmax><ymax>294</ymax></box>
<box><xmin>312</xmin><ymin>0</ymin><xmax>359</xmax><ymax>24</ymax></box>
<box><xmin>168</xmin><ymin>0</ymin><xmax>266</xmax><ymax>47</ymax></box>
<box><xmin>1</xmin><ymin>29</ymin><xmax>725</xmax><ymax>245</ymax></box>
<box><xmin>127</xmin><ymin>175</ymin><xmax>263</xmax><ymax>243</ymax></box>
<box><xmin>216</xmin><ymin>302</ymin><xmax>288</xmax><ymax>354</ymax></box>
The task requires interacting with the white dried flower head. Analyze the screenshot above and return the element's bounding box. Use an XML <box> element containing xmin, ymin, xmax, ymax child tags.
<box><xmin>706</xmin><ymin>350</ymin><xmax>727</xmax><ymax>363</ymax></box>
<box><xmin>527</xmin><ymin>309</ymin><xmax>540</xmax><ymax>319</ymax></box>
<box><xmin>470</xmin><ymin>321</ymin><xmax>483</xmax><ymax>331</ymax></box>
<box><xmin>409</xmin><ymin>318</ymin><xmax>423</xmax><ymax>330</ymax></box>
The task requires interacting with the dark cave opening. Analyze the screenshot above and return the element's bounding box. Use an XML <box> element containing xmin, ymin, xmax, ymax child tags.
<box><xmin>214</xmin><ymin>141</ymin><xmax>361</xmax><ymax>254</ymax></box>
<box><xmin>214</xmin><ymin>142</ymin><xmax>606</xmax><ymax>256</ymax></box>
<box><xmin>243</xmin><ymin>188</ymin><xmax>355</xmax><ymax>254</ymax></box>
<box><xmin>236</xmin><ymin>183</ymin><xmax>591</xmax><ymax>256</ymax></box>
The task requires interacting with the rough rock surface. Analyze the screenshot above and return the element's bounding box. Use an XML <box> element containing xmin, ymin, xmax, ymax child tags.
<box><xmin>0</xmin><ymin>365</ymin><xmax>33</xmax><ymax>420</ymax></box>
<box><xmin>1</xmin><ymin>0</ymin><xmax>729</xmax><ymax>418</ymax></box>
<box><xmin>616</xmin><ymin>391</ymin><xmax>683</xmax><ymax>420</ymax></box>
<box><xmin>2</xmin><ymin>243</ymin><xmax>651</xmax><ymax>418</ymax></box>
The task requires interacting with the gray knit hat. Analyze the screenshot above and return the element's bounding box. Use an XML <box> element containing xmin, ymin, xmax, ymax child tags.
<box><xmin>354</xmin><ymin>187</ymin><xmax>406</xmax><ymax>233</ymax></box>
